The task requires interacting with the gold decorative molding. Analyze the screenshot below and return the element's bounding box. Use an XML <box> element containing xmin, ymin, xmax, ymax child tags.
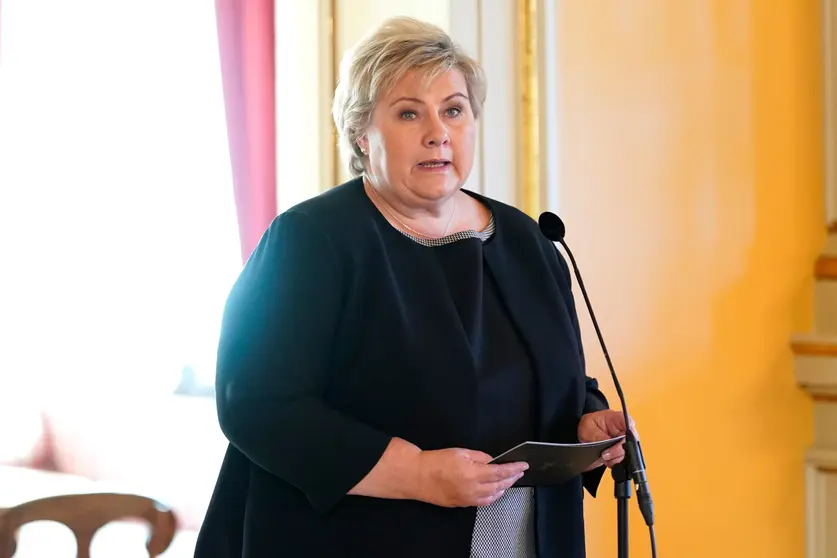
<box><xmin>798</xmin><ymin>378</ymin><xmax>837</xmax><ymax>399</ymax></box>
<box><xmin>329</xmin><ymin>0</ymin><xmax>339</xmax><ymax>188</ymax></box>
<box><xmin>808</xmin><ymin>448</ymin><xmax>837</xmax><ymax>470</ymax></box>
<box><xmin>793</xmin><ymin>336</ymin><xmax>837</xmax><ymax>398</ymax></box>
<box><xmin>517</xmin><ymin>0</ymin><xmax>541</xmax><ymax>217</ymax></box>
<box><xmin>792</xmin><ymin>339</ymin><xmax>837</xmax><ymax>357</ymax></box>
<box><xmin>816</xmin><ymin>256</ymin><xmax>837</xmax><ymax>280</ymax></box>
<box><xmin>475</xmin><ymin>0</ymin><xmax>486</xmax><ymax>196</ymax></box>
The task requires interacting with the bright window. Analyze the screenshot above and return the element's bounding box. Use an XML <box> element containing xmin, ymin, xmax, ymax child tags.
<box><xmin>0</xmin><ymin>0</ymin><xmax>240</xmax><ymax>398</ymax></box>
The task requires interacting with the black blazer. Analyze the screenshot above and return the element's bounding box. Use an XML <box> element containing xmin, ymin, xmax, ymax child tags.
<box><xmin>195</xmin><ymin>177</ymin><xmax>609</xmax><ymax>558</ymax></box>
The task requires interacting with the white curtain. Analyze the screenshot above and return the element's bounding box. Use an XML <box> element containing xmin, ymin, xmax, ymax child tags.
<box><xmin>0</xmin><ymin>0</ymin><xmax>240</xmax><ymax>400</ymax></box>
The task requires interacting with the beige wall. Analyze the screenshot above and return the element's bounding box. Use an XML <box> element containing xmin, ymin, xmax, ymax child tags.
<box><xmin>335</xmin><ymin>0</ymin><xmax>450</xmax><ymax>48</ymax></box>
<box><xmin>825</xmin><ymin>0</ymin><xmax>837</xmax><ymax>225</ymax></box>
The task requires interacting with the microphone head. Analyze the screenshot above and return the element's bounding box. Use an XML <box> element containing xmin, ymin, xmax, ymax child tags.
<box><xmin>538</xmin><ymin>211</ymin><xmax>566</xmax><ymax>242</ymax></box>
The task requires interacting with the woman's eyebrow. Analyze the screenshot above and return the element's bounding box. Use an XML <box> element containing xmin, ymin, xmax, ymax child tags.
<box><xmin>389</xmin><ymin>92</ymin><xmax>470</xmax><ymax>107</ymax></box>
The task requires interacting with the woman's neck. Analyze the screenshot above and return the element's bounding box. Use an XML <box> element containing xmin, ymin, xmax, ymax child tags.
<box><xmin>364</xmin><ymin>178</ymin><xmax>458</xmax><ymax>239</ymax></box>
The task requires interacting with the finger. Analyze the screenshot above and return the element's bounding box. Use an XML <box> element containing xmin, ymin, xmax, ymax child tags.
<box><xmin>462</xmin><ymin>450</ymin><xmax>495</xmax><ymax>464</ymax></box>
<box><xmin>629</xmin><ymin>418</ymin><xmax>641</xmax><ymax>440</ymax></box>
<box><xmin>478</xmin><ymin>471</ymin><xmax>524</xmax><ymax>498</ymax></box>
<box><xmin>499</xmin><ymin>471</ymin><xmax>525</xmax><ymax>490</ymax></box>
<box><xmin>606</xmin><ymin>412</ymin><xmax>628</xmax><ymax>436</ymax></box>
<box><xmin>478</xmin><ymin>462</ymin><xmax>528</xmax><ymax>483</ymax></box>
<box><xmin>604</xmin><ymin>454</ymin><xmax>625</xmax><ymax>468</ymax></box>
<box><xmin>601</xmin><ymin>445</ymin><xmax>625</xmax><ymax>463</ymax></box>
<box><xmin>482</xmin><ymin>473</ymin><xmax>524</xmax><ymax>501</ymax></box>
<box><xmin>486</xmin><ymin>463</ymin><xmax>528</xmax><ymax>482</ymax></box>
<box><xmin>475</xmin><ymin>490</ymin><xmax>505</xmax><ymax>507</ymax></box>
<box><xmin>578</xmin><ymin>422</ymin><xmax>611</xmax><ymax>443</ymax></box>
<box><xmin>579</xmin><ymin>429</ymin><xmax>610</xmax><ymax>443</ymax></box>
<box><xmin>578</xmin><ymin>417</ymin><xmax>610</xmax><ymax>442</ymax></box>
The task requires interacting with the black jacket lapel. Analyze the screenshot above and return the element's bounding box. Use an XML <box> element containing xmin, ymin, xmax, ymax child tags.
<box><xmin>479</xmin><ymin>201</ymin><xmax>586</xmax><ymax>442</ymax></box>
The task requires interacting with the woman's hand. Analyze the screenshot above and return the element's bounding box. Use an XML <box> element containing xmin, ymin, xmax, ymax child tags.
<box><xmin>578</xmin><ymin>410</ymin><xmax>638</xmax><ymax>471</ymax></box>
<box><xmin>414</xmin><ymin>448</ymin><xmax>528</xmax><ymax>508</ymax></box>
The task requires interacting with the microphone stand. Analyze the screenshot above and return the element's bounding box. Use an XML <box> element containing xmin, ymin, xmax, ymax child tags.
<box><xmin>536</xmin><ymin>211</ymin><xmax>656</xmax><ymax>557</ymax></box>
<box><xmin>554</xmin><ymin>233</ymin><xmax>655</xmax><ymax>527</ymax></box>
<box><xmin>612</xmin><ymin>463</ymin><xmax>631</xmax><ymax>558</ymax></box>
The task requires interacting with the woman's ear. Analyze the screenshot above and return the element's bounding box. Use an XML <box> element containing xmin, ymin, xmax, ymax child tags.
<box><xmin>357</xmin><ymin>137</ymin><xmax>368</xmax><ymax>155</ymax></box>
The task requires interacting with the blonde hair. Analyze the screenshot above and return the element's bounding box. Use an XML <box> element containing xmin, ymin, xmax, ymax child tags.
<box><xmin>332</xmin><ymin>16</ymin><xmax>487</xmax><ymax>177</ymax></box>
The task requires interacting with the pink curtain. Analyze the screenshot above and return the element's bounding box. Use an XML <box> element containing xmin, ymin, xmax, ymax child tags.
<box><xmin>215</xmin><ymin>0</ymin><xmax>276</xmax><ymax>264</ymax></box>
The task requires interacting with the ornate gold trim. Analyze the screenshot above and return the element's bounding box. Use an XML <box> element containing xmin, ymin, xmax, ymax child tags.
<box><xmin>330</xmin><ymin>0</ymin><xmax>339</xmax><ymax>187</ymax></box>
<box><xmin>816</xmin><ymin>256</ymin><xmax>837</xmax><ymax>280</ymax></box>
<box><xmin>792</xmin><ymin>340</ymin><xmax>837</xmax><ymax>357</ymax></box>
<box><xmin>518</xmin><ymin>0</ymin><xmax>541</xmax><ymax>217</ymax></box>
<box><xmin>476</xmin><ymin>0</ymin><xmax>486</xmax><ymax>195</ymax></box>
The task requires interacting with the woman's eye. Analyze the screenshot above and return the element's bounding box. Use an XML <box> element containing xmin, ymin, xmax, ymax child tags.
<box><xmin>400</xmin><ymin>111</ymin><xmax>417</xmax><ymax>120</ymax></box>
<box><xmin>446</xmin><ymin>106</ymin><xmax>463</xmax><ymax>117</ymax></box>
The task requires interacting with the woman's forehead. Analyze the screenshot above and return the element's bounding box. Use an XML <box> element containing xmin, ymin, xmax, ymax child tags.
<box><xmin>384</xmin><ymin>68</ymin><xmax>467</xmax><ymax>101</ymax></box>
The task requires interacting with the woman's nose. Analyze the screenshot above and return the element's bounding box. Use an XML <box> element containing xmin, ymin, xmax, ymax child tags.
<box><xmin>423</xmin><ymin>116</ymin><xmax>450</xmax><ymax>147</ymax></box>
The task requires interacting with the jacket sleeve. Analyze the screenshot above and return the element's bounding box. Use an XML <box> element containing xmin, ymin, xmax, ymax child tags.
<box><xmin>215</xmin><ymin>209</ymin><xmax>392</xmax><ymax>514</ymax></box>
<box><xmin>553</xmin><ymin>244</ymin><xmax>609</xmax><ymax>496</ymax></box>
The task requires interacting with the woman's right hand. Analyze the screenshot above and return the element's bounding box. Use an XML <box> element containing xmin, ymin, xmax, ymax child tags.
<box><xmin>414</xmin><ymin>448</ymin><xmax>529</xmax><ymax>507</ymax></box>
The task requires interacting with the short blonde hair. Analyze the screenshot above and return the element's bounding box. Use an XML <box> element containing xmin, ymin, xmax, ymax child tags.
<box><xmin>332</xmin><ymin>16</ymin><xmax>487</xmax><ymax>177</ymax></box>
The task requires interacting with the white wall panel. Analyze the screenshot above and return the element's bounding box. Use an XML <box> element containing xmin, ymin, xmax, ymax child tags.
<box><xmin>274</xmin><ymin>0</ymin><xmax>334</xmax><ymax>211</ymax></box>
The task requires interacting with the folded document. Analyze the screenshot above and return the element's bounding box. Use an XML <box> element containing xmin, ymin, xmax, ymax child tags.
<box><xmin>489</xmin><ymin>436</ymin><xmax>625</xmax><ymax>486</ymax></box>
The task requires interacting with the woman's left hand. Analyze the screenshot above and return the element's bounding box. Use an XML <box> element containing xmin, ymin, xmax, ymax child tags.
<box><xmin>577</xmin><ymin>410</ymin><xmax>637</xmax><ymax>471</ymax></box>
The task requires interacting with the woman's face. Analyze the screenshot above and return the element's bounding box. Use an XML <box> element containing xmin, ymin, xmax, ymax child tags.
<box><xmin>359</xmin><ymin>68</ymin><xmax>476</xmax><ymax>204</ymax></box>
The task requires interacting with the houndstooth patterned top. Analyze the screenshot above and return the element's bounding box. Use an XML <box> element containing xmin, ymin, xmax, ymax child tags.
<box><xmin>396</xmin><ymin>214</ymin><xmax>538</xmax><ymax>558</ymax></box>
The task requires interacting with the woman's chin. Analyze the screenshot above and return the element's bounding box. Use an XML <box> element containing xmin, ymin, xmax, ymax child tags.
<box><xmin>413</xmin><ymin>182</ymin><xmax>460</xmax><ymax>201</ymax></box>
<box><xmin>409</xmin><ymin>171</ymin><xmax>460</xmax><ymax>194</ymax></box>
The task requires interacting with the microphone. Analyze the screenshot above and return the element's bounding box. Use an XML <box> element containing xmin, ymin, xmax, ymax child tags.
<box><xmin>538</xmin><ymin>211</ymin><xmax>655</xmax><ymax>529</ymax></box>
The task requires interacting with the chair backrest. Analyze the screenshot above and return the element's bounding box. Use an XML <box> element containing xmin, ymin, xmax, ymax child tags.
<box><xmin>0</xmin><ymin>492</ymin><xmax>177</xmax><ymax>558</ymax></box>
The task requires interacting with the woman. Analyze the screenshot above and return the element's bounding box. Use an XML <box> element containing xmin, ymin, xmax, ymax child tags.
<box><xmin>196</xmin><ymin>16</ymin><xmax>633</xmax><ymax>558</ymax></box>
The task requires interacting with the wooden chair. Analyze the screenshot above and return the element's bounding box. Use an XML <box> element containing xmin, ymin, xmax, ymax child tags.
<box><xmin>0</xmin><ymin>492</ymin><xmax>177</xmax><ymax>558</ymax></box>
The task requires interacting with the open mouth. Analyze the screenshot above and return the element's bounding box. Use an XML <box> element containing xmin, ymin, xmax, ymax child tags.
<box><xmin>418</xmin><ymin>159</ymin><xmax>451</xmax><ymax>169</ymax></box>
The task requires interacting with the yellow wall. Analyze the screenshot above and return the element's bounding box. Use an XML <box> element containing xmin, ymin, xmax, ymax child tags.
<box><xmin>556</xmin><ymin>2</ymin><xmax>825</xmax><ymax>556</ymax></box>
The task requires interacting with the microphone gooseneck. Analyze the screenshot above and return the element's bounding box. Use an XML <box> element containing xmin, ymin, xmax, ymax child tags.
<box><xmin>538</xmin><ymin>212</ymin><xmax>655</xmax><ymax>531</ymax></box>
